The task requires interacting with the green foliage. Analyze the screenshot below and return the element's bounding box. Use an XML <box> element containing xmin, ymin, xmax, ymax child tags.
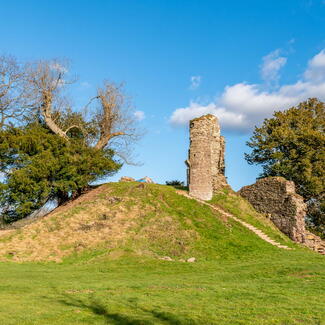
<box><xmin>245</xmin><ymin>98</ymin><xmax>325</xmax><ymax>235</ymax></box>
<box><xmin>0</xmin><ymin>123</ymin><xmax>121</xmax><ymax>221</ymax></box>
<box><xmin>307</xmin><ymin>199</ymin><xmax>325</xmax><ymax>238</ymax></box>
<box><xmin>165</xmin><ymin>180</ymin><xmax>184</xmax><ymax>186</ymax></box>
<box><xmin>165</xmin><ymin>180</ymin><xmax>189</xmax><ymax>192</ymax></box>
<box><xmin>165</xmin><ymin>180</ymin><xmax>186</xmax><ymax>191</ymax></box>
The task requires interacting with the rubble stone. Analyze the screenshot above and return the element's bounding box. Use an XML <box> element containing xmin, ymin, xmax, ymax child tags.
<box><xmin>304</xmin><ymin>231</ymin><xmax>325</xmax><ymax>255</ymax></box>
<box><xmin>187</xmin><ymin>257</ymin><xmax>196</xmax><ymax>263</ymax></box>
<box><xmin>137</xmin><ymin>176</ymin><xmax>154</xmax><ymax>183</ymax></box>
<box><xmin>119</xmin><ymin>176</ymin><xmax>135</xmax><ymax>182</ymax></box>
<box><xmin>159</xmin><ymin>256</ymin><xmax>173</xmax><ymax>261</ymax></box>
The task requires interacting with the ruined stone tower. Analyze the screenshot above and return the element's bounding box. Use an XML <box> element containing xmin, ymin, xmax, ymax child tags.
<box><xmin>185</xmin><ymin>114</ymin><xmax>228</xmax><ymax>200</ymax></box>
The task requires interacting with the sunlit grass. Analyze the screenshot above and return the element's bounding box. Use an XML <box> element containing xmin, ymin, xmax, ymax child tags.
<box><xmin>0</xmin><ymin>251</ymin><xmax>324</xmax><ymax>324</ymax></box>
<box><xmin>0</xmin><ymin>183</ymin><xmax>323</xmax><ymax>324</ymax></box>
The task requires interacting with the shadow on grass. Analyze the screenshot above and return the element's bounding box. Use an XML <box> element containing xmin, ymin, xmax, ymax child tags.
<box><xmin>58</xmin><ymin>293</ymin><xmax>197</xmax><ymax>325</ymax></box>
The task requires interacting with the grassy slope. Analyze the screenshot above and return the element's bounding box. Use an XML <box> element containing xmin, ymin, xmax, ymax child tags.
<box><xmin>0</xmin><ymin>182</ymin><xmax>300</xmax><ymax>262</ymax></box>
<box><xmin>210</xmin><ymin>188</ymin><xmax>298</xmax><ymax>248</ymax></box>
<box><xmin>0</xmin><ymin>183</ymin><xmax>324</xmax><ymax>324</ymax></box>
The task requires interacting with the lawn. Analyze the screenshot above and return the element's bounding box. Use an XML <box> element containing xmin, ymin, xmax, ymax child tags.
<box><xmin>0</xmin><ymin>250</ymin><xmax>324</xmax><ymax>325</ymax></box>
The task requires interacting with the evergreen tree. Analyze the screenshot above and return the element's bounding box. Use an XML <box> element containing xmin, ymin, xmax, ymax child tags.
<box><xmin>0</xmin><ymin>123</ymin><xmax>121</xmax><ymax>222</ymax></box>
<box><xmin>246</xmin><ymin>98</ymin><xmax>325</xmax><ymax>236</ymax></box>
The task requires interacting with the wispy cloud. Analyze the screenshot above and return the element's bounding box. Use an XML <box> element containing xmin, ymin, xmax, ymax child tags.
<box><xmin>170</xmin><ymin>49</ymin><xmax>325</xmax><ymax>132</ymax></box>
<box><xmin>189</xmin><ymin>76</ymin><xmax>202</xmax><ymax>90</ymax></box>
<box><xmin>134</xmin><ymin>110</ymin><xmax>145</xmax><ymax>121</ymax></box>
<box><xmin>260</xmin><ymin>49</ymin><xmax>287</xmax><ymax>85</ymax></box>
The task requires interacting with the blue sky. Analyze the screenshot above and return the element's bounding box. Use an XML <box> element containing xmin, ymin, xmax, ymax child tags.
<box><xmin>1</xmin><ymin>0</ymin><xmax>325</xmax><ymax>190</ymax></box>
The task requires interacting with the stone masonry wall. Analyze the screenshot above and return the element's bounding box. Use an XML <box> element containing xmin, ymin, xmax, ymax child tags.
<box><xmin>212</xmin><ymin>135</ymin><xmax>228</xmax><ymax>192</ymax></box>
<box><xmin>239</xmin><ymin>177</ymin><xmax>306</xmax><ymax>243</ymax></box>
<box><xmin>304</xmin><ymin>231</ymin><xmax>325</xmax><ymax>255</ymax></box>
<box><xmin>239</xmin><ymin>176</ymin><xmax>325</xmax><ymax>254</ymax></box>
<box><xmin>187</xmin><ymin>114</ymin><xmax>228</xmax><ymax>200</ymax></box>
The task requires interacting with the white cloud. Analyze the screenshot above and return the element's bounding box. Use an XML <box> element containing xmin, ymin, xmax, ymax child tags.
<box><xmin>170</xmin><ymin>101</ymin><xmax>246</xmax><ymax>131</ymax></box>
<box><xmin>260</xmin><ymin>49</ymin><xmax>287</xmax><ymax>84</ymax></box>
<box><xmin>189</xmin><ymin>76</ymin><xmax>202</xmax><ymax>90</ymax></box>
<box><xmin>170</xmin><ymin>49</ymin><xmax>325</xmax><ymax>132</ymax></box>
<box><xmin>134</xmin><ymin>110</ymin><xmax>145</xmax><ymax>121</ymax></box>
<box><xmin>304</xmin><ymin>49</ymin><xmax>325</xmax><ymax>82</ymax></box>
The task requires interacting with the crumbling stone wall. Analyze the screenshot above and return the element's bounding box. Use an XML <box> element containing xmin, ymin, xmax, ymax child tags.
<box><xmin>239</xmin><ymin>177</ymin><xmax>307</xmax><ymax>243</ymax></box>
<box><xmin>186</xmin><ymin>114</ymin><xmax>228</xmax><ymax>200</ymax></box>
<box><xmin>304</xmin><ymin>231</ymin><xmax>325</xmax><ymax>255</ymax></box>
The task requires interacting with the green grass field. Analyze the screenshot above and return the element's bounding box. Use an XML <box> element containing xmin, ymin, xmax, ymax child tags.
<box><xmin>0</xmin><ymin>251</ymin><xmax>324</xmax><ymax>324</ymax></box>
<box><xmin>0</xmin><ymin>183</ymin><xmax>324</xmax><ymax>324</ymax></box>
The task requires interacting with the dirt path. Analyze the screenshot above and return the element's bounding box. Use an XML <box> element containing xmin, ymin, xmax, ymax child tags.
<box><xmin>177</xmin><ymin>191</ymin><xmax>292</xmax><ymax>250</ymax></box>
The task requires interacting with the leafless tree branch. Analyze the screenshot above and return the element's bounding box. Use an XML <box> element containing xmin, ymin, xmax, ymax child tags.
<box><xmin>0</xmin><ymin>55</ymin><xmax>31</xmax><ymax>128</ymax></box>
<box><xmin>90</xmin><ymin>82</ymin><xmax>142</xmax><ymax>158</ymax></box>
<box><xmin>0</xmin><ymin>55</ymin><xmax>143</xmax><ymax>165</ymax></box>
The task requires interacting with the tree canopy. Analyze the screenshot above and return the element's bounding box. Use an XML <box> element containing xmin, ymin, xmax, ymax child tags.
<box><xmin>245</xmin><ymin>98</ymin><xmax>325</xmax><ymax>236</ymax></box>
<box><xmin>0</xmin><ymin>55</ymin><xmax>141</xmax><ymax>222</ymax></box>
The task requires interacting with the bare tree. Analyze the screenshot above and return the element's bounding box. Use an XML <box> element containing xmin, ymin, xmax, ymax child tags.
<box><xmin>0</xmin><ymin>55</ymin><xmax>30</xmax><ymax>128</ymax></box>
<box><xmin>87</xmin><ymin>81</ymin><xmax>142</xmax><ymax>162</ymax></box>
<box><xmin>25</xmin><ymin>59</ymin><xmax>81</xmax><ymax>139</ymax></box>
<box><xmin>1</xmin><ymin>56</ymin><xmax>142</xmax><ymax>163</ymax></box>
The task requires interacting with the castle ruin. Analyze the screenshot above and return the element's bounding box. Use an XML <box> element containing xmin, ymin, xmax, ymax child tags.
<box><xmin>184</xmin><ymin>114</ymin><xmax>324</xmax><ymax>254</ymax></box>
<box><xmin>239</xmin><ymin>177</ymin><xmax>307</xmax><ymax>243</ymax></box>
<box><xmin>239</xmin><ymin>177</ymin><xmax>325</xmax><ymax>254</ymax></box>
<box><xmin>186</xmin><ymin>114</ymin><xmax>228</xmax><ymax>200</ymax></box>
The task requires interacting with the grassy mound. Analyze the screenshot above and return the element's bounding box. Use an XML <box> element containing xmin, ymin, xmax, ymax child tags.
<box><xmin>0</xmin><ymin>182</ymin><xmax>306</xmax><ymax>262</ymax></box>
<box><xmin>0</xmin><ymin>182</ymin><xmax>324</xmax><ymax>324</ymax></box>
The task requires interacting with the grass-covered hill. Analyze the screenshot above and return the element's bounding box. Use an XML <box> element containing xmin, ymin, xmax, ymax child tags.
<box><xmin>0</xmin><ymin>182</ymin><xmax>324</xmax><ymax>324</ymax></box>
<box><xmin>0</xmin><ymin>182</ymin><xmax>297</xmax><ymax>262</ymax></box>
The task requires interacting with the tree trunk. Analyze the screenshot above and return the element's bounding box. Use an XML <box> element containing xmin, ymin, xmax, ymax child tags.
<box><xmin>57</xmin><ymin>191</ymin><xmax>69</xmax><ymax>206</ymax></box>
<box><xmin>44</xmin><ymin>114</ymin><xmax>69</xmax><ymax>140</ymax></box>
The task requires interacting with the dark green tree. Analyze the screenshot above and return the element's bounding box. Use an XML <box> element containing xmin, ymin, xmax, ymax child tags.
<box><xmin>0</xmin><ymin>122</ymin><xmax>121</xmax><ymax>222</ymax></box>
<box><xmin>245</xmin><ymin>98</ymin><xmax>325</xmax><ymax>236</ymax></box>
